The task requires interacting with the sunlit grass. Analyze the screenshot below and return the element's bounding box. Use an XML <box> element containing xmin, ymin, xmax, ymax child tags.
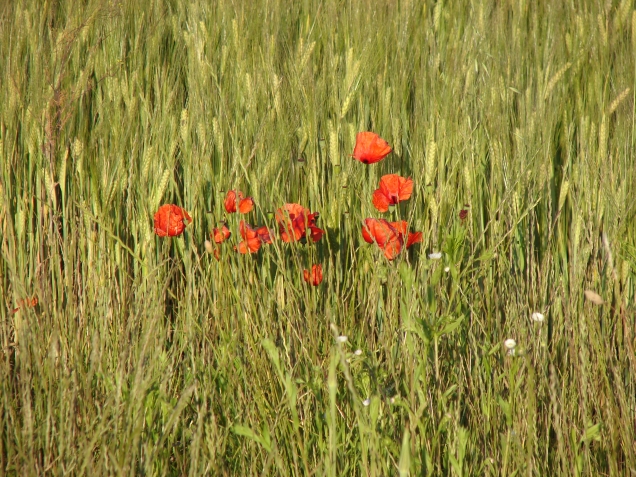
<box><xmin>1</xmin><ymin>0</ymin><xmax>635</xmax><ymax>474</ymax></box>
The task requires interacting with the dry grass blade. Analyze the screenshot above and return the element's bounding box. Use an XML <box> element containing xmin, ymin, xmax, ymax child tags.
<box><xmin>584</xmin><ymin>290</ymin><xmax>605</xmax><ymax>305</ymax></box>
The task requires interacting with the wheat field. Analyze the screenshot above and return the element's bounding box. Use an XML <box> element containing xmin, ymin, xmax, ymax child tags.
<box><xmin>1</xmin><ymin>0</ymin><xmax>636</xmax><ymax>475</ymax></box>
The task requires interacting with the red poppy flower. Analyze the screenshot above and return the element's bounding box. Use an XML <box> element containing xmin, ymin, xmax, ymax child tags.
<box><xmin>459</xmin><ymin>206</ymin><xmax>469</xmax><ymax>222</ymax></box>
<box><xmin>235</xmin><ymin>220</ymin><xmax>273</xmax><ymax>254</ymax></box>
<box><xmin>276</xmin><ymin>203</ymin><xmax>308</xmax><ymax>241</ymax></box>
<box><xmin>352</xmin><ymin>132</ymin><xmax>392</xmax><ymax>164</ymax></box>
<box><xmin>154</xmin><ymin>204</ymin><xmax>192</xmax><ymax>237</ymax></box>
<box><xmin>224</xmin><ymin>190</ymin><xmax>254</xmax><ymax>214</ymax></box>
<box><xmin>361</xmin><ymin>218</ymin><xmax>403</xmax><ymax>260</ymax></box>
<box><xmin>372</xmin><ymin>174</ymin><xmax>413</xmax><ymax>212</ymax></box>
<box><xmin>362</xmin><ymin>219</ymin><xmax>422</xmax><ymax>260</ymax></box>
<box><xmin>11</xmin><ymin>296</ymin><xmax>38</xmax><ymax>314</ymax></box>
<box><xmin>389</xmin><ymin>220</ymin><xmax>423</xmax><ymax>248</ymax></box>
<box><xmin>303</xmin><ymin>264</ymin><xmax>323</xmax><ymax>286</ymax></box>
<box><xmin>212</xmin><ymin>223</ymin><xmax>231</xmax><ymax>243</ymax></box>
<box><xmin>275</xmin><ymin>203</ymin><xmax>324</xmax><ymax>243</ymax></box>
<box><xmin>255</xmin><ymin>225</ymin><xmax>274</xmax><ymax>244</ymax></box>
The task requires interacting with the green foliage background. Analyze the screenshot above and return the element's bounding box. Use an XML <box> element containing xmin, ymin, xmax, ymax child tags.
<box><xmin>1</xmin><ymin>0</ymin><xmax>636</xmax><ymax>474</ymax></box>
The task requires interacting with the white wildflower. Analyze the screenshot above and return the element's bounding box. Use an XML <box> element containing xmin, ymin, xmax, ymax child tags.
<box><xmin>531</xmin><ymin>312</ymin><xmax>545</xmax><ymax>323</ymax></box>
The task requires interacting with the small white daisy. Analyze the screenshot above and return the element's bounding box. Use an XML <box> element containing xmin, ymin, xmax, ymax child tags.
<box><xmin>429</xmin><ymin>252</ymin><xmax>443</xmax><ymax>260</ymax></box>
<box><xmin>336</xmin><ymin>335</ymin><xmax>348</xmax><ymax>344</ymax></box>
<box><xmin>354</xmin><ymin>349</ymin><xmax>362</xmax><ymax>356</ymax></box>
<box><xmin>504</xmin><ymin>339</ymin><xmax>516</xmax><ymax>350</ymax></box>
<box><xmin>531</xmin><ymin>312</ymin><xmax>545</xmax><ymax>323</ymax></box>
<box><xmin>362</xmin><ymin>398</ymin><xmax>371</xmax><ymax>407</ymax></box>
<box><xmin>444</xmin><ymin>266</ymin><xmax>450</xmax><ymax>272</ymax></box>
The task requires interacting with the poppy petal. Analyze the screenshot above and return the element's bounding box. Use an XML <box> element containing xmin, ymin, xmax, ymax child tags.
<box><xmin>275</xmin><ymin>203</ymin><xmax>320</xmax><ymax>242</ymax></box>
<box><xmin>279</xmin><ymin>229</ymin><xmax>292</xmax><ymax>242</ymax></box>
<box><xmin>276</xmin><ymin>204</ymin><xmax>306</xmax><ymax>242</ymax></box>
<box><xmin>397</xmin><ymin>177</ymin><xmax>414</xmax><ymax>201</ymax></box>
<box><xmin>275</xmin><ymin>203</ymin><xmax>309</xmax><ymax>224</ymax></box>
<box><xmin>309</xmin><ymin>225</ymin><xmax>325</xmax><ymax>242</ymax></box>
<box><xmin>212</xmin><ymin>223</ymin><xmax>231</xmax><ymax>243</ymax></box>
<box><xmin>362</xmin><ymin>218</ymin><xmax>397</xmax><ymax>248</ymax></box>
<box><xmin>291</xmin><ymin>215</ymin><xmax>306</xmax><ymax>241</ymax></box>
<box><xmin>379</xmin><ymin>174</ymin><xmax>413</xmax><ymax>202</ymax></box>
<box><xmin>256</xmin><ymin>226</ymin><xmax>274</xmax><ymax>244</ymax></box>
<box><xmin>352</xmin><ymin>132</ymin><xmax>392</xmax><ymax>164</ymax></box>
<box><xmin>387</xmin><ymin>220</ymin><xmax>422</xmax><ymax>248</ymax></box>
<box><xmin>362</xmin><ymin>218</ymin><xmax>405</xmax><ymax>260</ymax></box>
<box><xmin>247</xmin><ymin>237</ymin><xmax>262</xmax><ymax>253</ymax></box>
<box><xmin>239</xmin><ymin>220</ymin><xmax>259</xmax><ymax>240</ymax></box>
<box><xmin>303</xmin><ymin>264</ymin><xmax>323</xmax><ymax>286</ymax></box>
<box><xmin>383</xmin><ymin>236</ymin><xmax>403</xmax><ymax>260</ymax></box>
<box><xmin>238</xmin><ymin>197</ymin><xmax>255</xmax><ymax>214</ymax></box>
<box><xmin>372</xmin><ymin>189</ymin><xmax>390</xmax><ymax>213</ymax></box>
<box><xmin>389</xmin><ymin>220</ymin><xmax>409</xmax><ymax>236</ymax></box>
<box><xmin>361</xmin><ymin>219</ymin><xmax>376</xmax><ymax>243</ymax></box>
<box><xmin>307</xmin><ymin>212</ymin><xmax>320</xmax><ymax>227</ymax></box>
<box><xmin>406</xmin><ymin>232</ymin><xmax>423</xmax><ymax>248</ymax></box>
<box><xmin>279</xmin><ymin>222</ymin><xmax>301</xmax><ymax>242</ymax></box>
<box><xmin>238</xmin><ymin>221</ymin><xmax>271</xmax><ymax>252</ymax></box>
<box><xmin>154</xmin><ymin>204</ymin><xmax>191</xmax><ymax>237</ymax></box>
<box><xmin>225</xmin><ymin>190</ymin><xmax>253</xmax><ymax>214</ymax></box>
<box><xmin>224</xmin><ymin>191</ymin><xmax>238</xmax><ymax>213</ymax></box>
<box><xmin>237</xmin><ymin>238</ymin><xmax>262</xmax><ymax>254</ymax></box>
<box><xmin>376</xmin><ymin>174</ymin><xmax>413</xmax><ymax>208</ymax></box>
